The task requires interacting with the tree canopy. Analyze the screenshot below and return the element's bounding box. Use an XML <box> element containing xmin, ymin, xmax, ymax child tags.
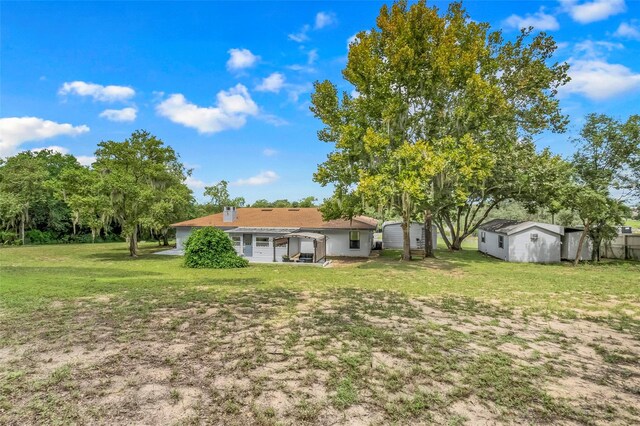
<box><xmin>311</xmin><ymin>0</ymin><xmax>570</xmax><ymax>259</ymax></box>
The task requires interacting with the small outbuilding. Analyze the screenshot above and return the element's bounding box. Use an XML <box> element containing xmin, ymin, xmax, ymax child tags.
<box><xmin>478</xmin><ymin>219</ymin><xmax>564</xmax><ymax>263</ymax></box>
<box><xmin>382</xmin><ymin>221</ymin><xmax>438</xmax><ymax>250</ymax></box>
<box><xmin>561</xmin><ymin>227</ymin><xmax>592</xmax><ymax>261</ymax></box>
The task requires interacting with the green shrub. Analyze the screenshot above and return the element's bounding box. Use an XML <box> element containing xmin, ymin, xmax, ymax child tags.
<box><xmin>184</xmin><ymin>227</ymin><xmax>249</xmax><ymax>269</ymax></box>
<box><xmin>25</xmin><ymin>230</ymin><xmax>56</xmax><ymax>244</ymax></box>
<box><xmin>0</xmin><ymin>231</ymin><xmax>19</xmax><ymax>245</ymax></box>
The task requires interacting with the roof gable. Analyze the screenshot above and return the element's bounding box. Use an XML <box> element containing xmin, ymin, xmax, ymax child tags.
<box><xmin>479</xmin><ymin>219</ymin><xmax>564</xmax><ymax>236</ymax></box>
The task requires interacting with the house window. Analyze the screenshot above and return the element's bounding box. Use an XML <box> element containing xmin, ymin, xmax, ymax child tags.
<box><xmin>231</xmin><ymin>236</ymin><xmax>241</xmax><ymax>247</ymax></box>
<box><xmin>349</xmin><ymin>231</ymin><xmax>360</xmax><ymax>249</ymax></box>
<box><xmin>481</xmin><ymin>231</ymin><xmax>486</xmax><ymax>243</ymax></box>
<box><xmin>256</xmin><ymin>237</ymin><xmax>270</xmax><ymax>247</ymax></box>
<box><xmin>498</xmin><ymin>235</ymin><xmax>504</xmax><ymax>249</ymax></box>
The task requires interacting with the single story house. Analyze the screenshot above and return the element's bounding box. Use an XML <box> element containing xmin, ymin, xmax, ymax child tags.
<box><xmin>171</xmin><ymin>207</ymin><xmax>377</xmax><ymax>263</ymax></box>
<box><xmin>381</xmin><ymin>221</ymin><xmax>437</xmax><ymax>250</ymax></box>
<box><xmin>477</xmin><ymin>219</ymin><xmax>564</xmax><ymax>263</ymax></box>
<box><xmin>561</xmin><ymin>227</ymin><xmax>592</xmax><ymax>261</ymax></box>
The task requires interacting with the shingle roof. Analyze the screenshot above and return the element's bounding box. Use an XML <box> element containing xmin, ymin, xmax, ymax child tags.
<box><xmin>478</xmin><ymin>219</ymin><xmax>524</xmax><ymax>233</ymax></box>
<box><xmin>478</xmin><ymin>219</ymin><xmax>564</xmax><ymax>236</ymax></box>
<box><xmin>171</xmin><ymin>208</ymin><xmax>378</xmax><ymax>230</ymax></box>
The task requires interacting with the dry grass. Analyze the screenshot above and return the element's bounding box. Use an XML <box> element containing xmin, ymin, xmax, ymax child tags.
<box><xmin>1</xmin><ymin>242</ymin><xmax>639</xmax><ymax>424</ymax></box>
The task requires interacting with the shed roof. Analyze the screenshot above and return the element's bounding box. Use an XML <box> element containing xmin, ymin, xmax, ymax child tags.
<box><xmin>478</xmin><ymin>219</ymin><xmax>564</xmax><ymax>236</ymax></box>
<box><xmin>171</xmin><ymin>208</ymin><xmax>377</xmax><ymax>230</ymax></box>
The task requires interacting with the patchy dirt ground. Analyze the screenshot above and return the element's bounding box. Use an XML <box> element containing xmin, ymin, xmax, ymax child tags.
<box><xmin>1</xmin><ymin>289</ymin><xmax>639</xmax><ymax>425</ymax></box>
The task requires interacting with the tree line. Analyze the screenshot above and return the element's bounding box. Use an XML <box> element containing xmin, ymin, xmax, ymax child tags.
<box><xmin>0</xmin><ymin>130</ymin><xmax>318</xmax><ymax>256</ymax></box>
<box><xmin>311</xmin><ymin>0</ymin><xmax>640</xmax><ymax>263</ymax></box>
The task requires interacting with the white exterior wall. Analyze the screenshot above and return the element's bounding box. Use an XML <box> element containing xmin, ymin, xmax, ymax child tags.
<box><xmin>478</xmin><ymin>230</ymin><xmax>509</xmax><ymax>261</ymax></box>
<box><xmin>562</xmin><ymin>232</ymin><xmax>592</xmax><ymax>260</ymax></box>
<box><xmin>247</xmin><ymin>234</ymin><xmax>288</xmax><ymax>262</ymax></box>
<box><xmin>382</xmin><ymin>223</ymin><xmax>437</xmax><ymax>249</ymax></box>
<box><xmin>176</xmin><ymin>227</ymin><xmax>192</xmax><ymax>249</ymax></box>
<box><xmin>508</xmin><ymin>227</ymin><xmax>561</xmax><ymax>263</ymax></box>
<box><xmin>322</xmin><ymin>229</ymin><xmax>373</xmax><ymax>257</ymax></box>
<box><xmin>289</xmin><ymin>238</ymin><xmax>300</xmax><ymax>255</ymax></box>
<box><xmin>174</xmin><ymin>226</ymin><xmax>372</xmax><ymax>259</ymax></box>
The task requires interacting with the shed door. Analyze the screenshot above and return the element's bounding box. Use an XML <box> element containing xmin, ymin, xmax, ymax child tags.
<box><xmin>243</xmin><ymin>234</ymin><xmax>253</xmax><ymax>257</ymax></box>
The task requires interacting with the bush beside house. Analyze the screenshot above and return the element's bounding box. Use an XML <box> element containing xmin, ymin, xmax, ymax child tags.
<box><xmin>183</xmin><ymin>227</ymin><xmax>249</xmax><ymax>269</ymax></box>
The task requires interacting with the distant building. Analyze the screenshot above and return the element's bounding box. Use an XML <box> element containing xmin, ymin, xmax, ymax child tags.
<box><xmin>561</xmin><ymin>227</ymin><xmax>592</xmax><ymax>261</ymax></box>
<box><xmin>477</xmin><ymin>219</ymin><xmax>564</xmax><ymax>263</ymax></box>
<box><xmin>171</xmin><ymin>207</ymin><xmax>377</xmax><ymax>263</ymax></box>
<box><xmin>381</xmin><ymin>221</ymin><xmax>438</xmax><ymax>250</ymax></box>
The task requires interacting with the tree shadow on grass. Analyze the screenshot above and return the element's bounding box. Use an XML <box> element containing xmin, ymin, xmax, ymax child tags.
<box><xmin>359</xmin><ymin>249</ymin><xmax>500</xmax><ymax>272</ymax></box>
<box><xmin>4</xmin><ymin>266</ymin><xmax>163</xmax><ymax>279</ymax></box>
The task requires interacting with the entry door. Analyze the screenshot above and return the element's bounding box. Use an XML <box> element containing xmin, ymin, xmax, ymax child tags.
<box><xmin>243</xmin><ymin>234</ymin><xmax>253</xmax><ymax>257</ymax></box>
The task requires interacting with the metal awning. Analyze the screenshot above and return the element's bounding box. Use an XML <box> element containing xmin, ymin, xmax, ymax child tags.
<box><xmin>224</xmin><ymin>227</ymin><xmax>300</xmax><ymax>234</ymax></box>
<box><xmin>274</xmin><ymin>232</ymin><xmax>327</xmax><ymax>264</ymax></box>
<box><xmin>283</xmin><ymin>232</ymin><xmax>326</xmax><ymax>241</ymax></box>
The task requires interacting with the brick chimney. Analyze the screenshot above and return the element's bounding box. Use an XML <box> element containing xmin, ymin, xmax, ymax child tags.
<box><xmin>223</xmin><ymin>206</ymin><xmax>237</xmax><ymax>223</ymax></box>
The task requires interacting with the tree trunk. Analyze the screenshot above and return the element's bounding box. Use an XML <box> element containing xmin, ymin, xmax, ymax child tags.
<box><xmin>162</xmin><ymin>230</ymin><xmax>169</xmax><ymax>246</ymax></box>
<box><xmin>20</xmin><ymin>211</ymin><xmax>25</xmax><ymax>245</ymax></box>
<box><xmin>423</xmin><ymin>209</ymin><xmax>434</xmax><ymax>258</ymax></box>
<box><xmin>129</xmin><ymin>224</ymin><xmax>138</xmax><ymax>257</ymax></box>
<box><xmin>450</xmin><ymin>236</ymin><xmax>463</xmax><ymax>251</ymax></box>
<box><xmin>573</xmin><ymin>222</ymin><xmax>590</xmax><ymax>266</ymax></box>
<box><xmin>401</xmin><ymin>192</ymin><xmax>412</xmax><ymax>261</ymax></box>
<box><xmin>91</xmin><ymin>228</ymin><xmax>96</xmax><ymax>243</ymax></box>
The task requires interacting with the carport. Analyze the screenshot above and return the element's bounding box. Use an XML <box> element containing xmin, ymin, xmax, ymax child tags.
<box><xmin>274</xmin><ymin>232</ymin><xmax>327</xmax><ymax>263</ymax></box>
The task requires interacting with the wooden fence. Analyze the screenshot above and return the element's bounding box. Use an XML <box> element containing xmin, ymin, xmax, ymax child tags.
<box><xmin>601</xmin><ymin>234</ymin><xmax>640</xmax><ymax>261</ymax></box>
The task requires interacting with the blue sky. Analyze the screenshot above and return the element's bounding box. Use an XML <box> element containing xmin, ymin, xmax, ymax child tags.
<box><xmin>1</xmin><ymin>1</ymin><xmax>639</xmax><ymax>203</ymax></box>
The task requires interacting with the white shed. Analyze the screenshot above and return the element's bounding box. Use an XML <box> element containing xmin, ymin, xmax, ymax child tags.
<box><xmin>382</xmin><ymin>221</ymin><xmax>437</xmax><ymax>250</ymax></box>
<box><xmin>561</xmin><ymin>228</ymin><xmax>592</xmax><ymax>261</ymax></box>
<box><xmin>478</xmin><ymin>219</ymin><xmax>564</xmax><ymax>263</ymax></box>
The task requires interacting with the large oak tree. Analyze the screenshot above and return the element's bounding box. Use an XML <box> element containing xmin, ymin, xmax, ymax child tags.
<box><xmin>311</xmin><ymin>0</ymin><xmax>569</xmax><ymax>259</ymax></box>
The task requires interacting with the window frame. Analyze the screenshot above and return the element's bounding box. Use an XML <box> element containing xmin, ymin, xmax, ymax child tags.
<box><xmin>255</xmin><ymin>236</ymin><xmax>270</xmax><ymax>247</ymax></box>
<box><xmin>480</xmin><ymin>231</ymin><xmax>486</xmax><ymax>243</ymax></box>
<box><xmin>349</xmin><ymin>231</ymin><xmax>360</xmax><ymax>250</ymax></box>
<box><xmin>498</xmin><ymin>235</ymin><xmax>504</xmax><ymax>249</ymax></box>
<box><xmin>231</xmin><ymin>236</ymin><xmax>241</xmax><ymax>247</ymax></box>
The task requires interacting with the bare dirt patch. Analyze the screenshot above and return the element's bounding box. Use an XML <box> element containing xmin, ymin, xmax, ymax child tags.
<box><xmin>1</xmin><ymin>290</ymin><xmax>639</xmax><ymax>425</ymax></box>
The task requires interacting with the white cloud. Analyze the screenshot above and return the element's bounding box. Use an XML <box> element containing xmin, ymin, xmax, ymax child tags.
<box><xmin>258</xmin><ymin>114</ymin><xmax>289</xmax><ymax>126</ymax></box>
<box><xmin>226</xmin><ymin>48</ymin><xmax>260</xmax><ymax>71</ymax></box>
<box><xmin>307</xmin><ymin>49</ymin><xmax>319</xmax><ymax>65</ymax></box>
<box><xmin>58</xmin><ymin>81</ymin><xmax>135</xmax><ymax>102</ymax></box>
<box><xmin>286</xmin><ymin>83</ymin><xmax>313</xmax><ymax>103</ymax></box>
<box><xmin>31</xmin><ymin>145</ymin><xmax>70</xmax><ymax>155</ymax></box>
<box><xmin>288</xmin><ymin>25</ymin><xmax>310</xmax><ymax>43</ymax></box>
<box><xmin>185</xmin><ymin>175</ymin><xmax>208</xmax><ymax>190</ymax></box>
<box><xmin>560</xmin><ymin>0</ymin><xmax>626</xmax><ymax>24</ymax></box>
<box><xmin>574</xmin><ymin>40</ymin><xmax>623</xmax><ymax>57</ymax></box>
<box><xmin>76</xmin><ymin>155</ymin><xmax>96</xmax><ymax>166</ymax></box>
<box><xmin>289</xmin><ymin>12</ymin><xmax>336</xmax><ymax>43</ymax></box>
<box><xmin>232</xmin><ymin>170</ymin><xmax>279</xmax><ymax>186</ymax></box>
<box><xmin>347</xmin><ymin>34</ymin><xmax>358</xmax><ymax>49</ymax></box>
<box><xmin>563</xmin><ymin>59</ymin><xmax>640</xmax><ymax>100</ymax></box>
<box><xmin>614</xmin><ymin>21</ymin><xmax>640</xmax><ymax>40</ymax></box>
<box><xmin>256</xmin><ymin>73</ymin><xmax>286</xmax><ymax>93</ymax></box>
<box><xmin>0</xmin><ymin>117</ymin><xmax>89</xmax><ymax>157</ymax></box>
<box><xmin>286</xmin><ymin>64</ymin><xmax>316</xmax><ymax>73</ymax></box>
<box><xmin>503</xmin><ymin>9</ymin><xmax>560</xmax><ymax>31</ymax></box>
<box><xmin>156</xmin><ymin>84</ymin><xmax>258</xmax><ymax>134</ymax></box>
<box><xmin>263</xmin><ymin>148</ymin><xmax>277</xmax><ymax>157</ymax></box>
<box><xmin>99</xmin><ymin>107</ymin><xmax>137</xmax><ymax>122</ymax></box>
<box><xmin>315</xmin><ymin>12</ymin><xmax>336</xmax><ymax>29</ymax></box>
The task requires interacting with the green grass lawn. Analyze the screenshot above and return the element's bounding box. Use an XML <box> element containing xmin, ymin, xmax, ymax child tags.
<box><xmin>625</xmin><ymin>218</ymin><xmax>640</xmax><ymax>231</ymax></box>
<box><xmin>1</xmin><ymin>242</ymin><xmax>639</xmax><ymax>424</ymax></box>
